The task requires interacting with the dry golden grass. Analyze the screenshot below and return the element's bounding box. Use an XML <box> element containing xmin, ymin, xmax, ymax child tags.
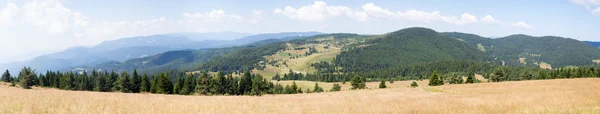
<box><xmin>1</xmin><ymin>79</ymin><xmax>600</xmax><ymax>114</ymax></box>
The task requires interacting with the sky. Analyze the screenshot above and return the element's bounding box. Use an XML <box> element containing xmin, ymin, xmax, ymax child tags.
<box><xmin>0</xmin><ymin>0</ymin><xmax>599</xmax><ymax>64</ymax></box>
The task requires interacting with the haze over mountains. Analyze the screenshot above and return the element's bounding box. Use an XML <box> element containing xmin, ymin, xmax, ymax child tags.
<box><xmin>49</xmin><ymin>27</ymin><xmax>600</xmax><ymax>77</ymax></box>
<box><xmin>0</xmin><ymin>32</ymin><xmax>322</xmax><ymax>73</ymax></box>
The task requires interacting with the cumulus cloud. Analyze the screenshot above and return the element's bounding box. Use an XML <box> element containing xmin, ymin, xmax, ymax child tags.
<box><xmin>593</xmin><ymin>7</ymin><xmax>600</xmax><ymax>16</ymax></box>
<box><xmin>274</xmin><ymin>1</ymin><xmax>367</xmax><ymax>21</ymax></box>
<box><xmin>481</xmin><ymin>15</ymin><xmax>501</xmax><ymax>24</ymax></box>
<box><xmin>184</xmin><ymin>10</ymin><xmax>241</xmax><ymax>23</ymax></box>
<box><xmin>571</xmin><ymin>0</ymin><xmax>600</xmax><ymax>16</ymax></box>
<box><xmin>511</xmin><ymin>22</ymin><xmax>534</xmax><ymax>29</ymax></box>
<box><xmin>275</xmin><ymin>1</ymin><xmax>531</xmax><ymax>28</ymax></box>
<box><xmin>0</xmin><ymin>3</ymin><xmax>20</xmax><ymax>26</ymax></box>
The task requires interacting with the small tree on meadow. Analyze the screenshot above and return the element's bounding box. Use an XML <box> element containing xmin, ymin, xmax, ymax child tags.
<box><xmin>350</xmin><ymin>75</ymin><xmax>366</xmax><ymax>90</ymax></box>
<box><xmin>313</xmin><ymin>82</ymin><xmax>324</xmax><ymax>93</ymax></box>
<box><xmin>428</xmin><ymin>70</ymin><xmax>443</xmax><ymax>86</ymax></box>
<box><xmin>410</xmin><ymin>81</ymin><xmax>418</xmax><ymax>88</ymax></box>
<box><xmin>330</xmin><ymin>83</ymin><xmax>341</xmax><ymax>92</ymax></box>
<box><xmin>466</xmin><ymin>71</ymin><xmax>476</xmax><ymax>84</ymax></box>
<box><xmin>378</xmin><ymin>80</ymin><xmax>387</xmax><ymax>88</ymax></box>
<box><xmin>18</xmin><ymin>67</ymin><xmax>35</xmax><ymax>89</ymax></box>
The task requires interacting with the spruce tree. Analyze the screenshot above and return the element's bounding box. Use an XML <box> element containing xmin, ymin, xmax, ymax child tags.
<box><xmin>174</xmin><ymin>75</ymin><xmax>183</xmax><ymax>94</ymax></box>
<box><xmin>140</xmin><ymin>73</ymin><xmax>150</xmax><ymax>92</ymax></box>
<box><xmin>330</xmin><ymin>83</ymin><xmax>341</xmax><ymax>92</ymax></box>
<box><xmin>118</xmin><ymin>71</ymin><xmax>132</xmax><ymax>93</ymax></box>
<box><xmin>428</xmin><ymin>70</ymin><xmax>443</xmax><ymax>86</ymax></box>
<box><xmin>18</xmin><ymin>67</ymin><xmax>35</xmax><ymax>89</ymax></box>
<box><xmin>238</xmin><ymin>71</ymin><xmax>253</xmax><ymax>95</ymax></box>
<box><xmin>153</xmin><ymin>73</ymin><xmax>173</xmax><ymax>94</ymax></box>
<box><xmin>180</xmin><ymin>74</ymin><xmax>195</xmax><ymax>95</ymax></box>
<box><xmin>130</xmin><ymin>70</ymin><xmax>141</xmax><ymax>93</ymax></box>
<box><xmin>466</xmin><ymin>71</ymin><xmax>475</xmax><ymax>84</ymax></box>
<box><xmin>313</xmin><ymin>82</ymin><xmax>324</xmax><ymax>93</ymax></box>
<box><xmin>410</xmin><ymin>81</ymin><xmax>419</xmax><ymax>88</ymax></box>
<box><xmin>94</xmin><ymin>74</ymin><xmax>106</xmax><ymax>92</ymax></box>
<box><xmin>379</xmin><ymin>80</ymin><xmax>387</xmax><ymax>88</ymax></box>
<box><xmin>350</xmin><ymin>75</ymin><xmax>365</xmax><ymax>90</ymax></box>
<box><xmin>1</xmin><ymin>69</ymin><xmax>11</xmax><ymax>82</ymax></box>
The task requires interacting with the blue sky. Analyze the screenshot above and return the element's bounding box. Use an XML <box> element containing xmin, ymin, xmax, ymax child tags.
<box><xmin>0</xmin><ymin>0</ymin><xmax>599</xmax><ymax>63</ymax></box>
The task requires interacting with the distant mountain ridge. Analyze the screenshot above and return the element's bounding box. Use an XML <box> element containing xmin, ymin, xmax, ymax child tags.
<box><xmin>0</xmin><ymin>32</ymin><xmax>323</xmax><ymax>73</ymax></box>
<box><xmin>584</xmin><ymin>41</ymin><xmax>600</xmax><ymax>48</ymax></box>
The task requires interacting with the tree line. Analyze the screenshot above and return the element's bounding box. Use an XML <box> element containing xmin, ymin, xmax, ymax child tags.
<box><xmin>1</xmin><ymin>67</ymin><xmax>331</xmax><ymax>96</ymax></box>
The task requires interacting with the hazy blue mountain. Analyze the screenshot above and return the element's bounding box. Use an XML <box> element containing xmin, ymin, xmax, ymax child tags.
<box><xmin>1</xmin><ymin>31</ymin><xmax>323</xmax><ymax>73</ymax></box>
<box><xmin>584</xmin><ymin>41</ymin><xmax>600</xmax><ymax>48</ymax></box>
<box><xmin>163</xmin><ymin>31</ymin><xmax>250</xmax><ymax>41</ymax></box>
<box><xmin>231</xmin><ymin>32</ymin><xmax>322</xmax><ymax>45</ymax></box>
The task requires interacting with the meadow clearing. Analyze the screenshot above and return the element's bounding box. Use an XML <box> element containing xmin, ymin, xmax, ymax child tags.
<box><xmin>1</xmin><ymin>78</ymin><xmax>599</xmax><ymax>113</ymax></box>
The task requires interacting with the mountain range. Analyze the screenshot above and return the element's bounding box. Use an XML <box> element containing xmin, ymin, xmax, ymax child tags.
<box><xmin>0</xmin><ymin>32</ymin><xmax>322</xmax><ymax>73</ymax></box>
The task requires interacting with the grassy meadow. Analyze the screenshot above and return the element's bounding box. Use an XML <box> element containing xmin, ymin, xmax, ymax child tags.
<box><xmin>1</xmin><ymin>78</ymin><xmax>599</xmax><ymax>113</ymax></box>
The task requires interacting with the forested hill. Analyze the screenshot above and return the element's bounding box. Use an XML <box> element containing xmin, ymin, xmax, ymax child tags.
<box><xmin>444</xmin><ymin>32</ymin><xmax>600</xmax><ymax>68</ymax></box>
<box><xmin>335</xmin><ymin>27</ymin><xmax>487</xmax><ymax>72</ymax></box>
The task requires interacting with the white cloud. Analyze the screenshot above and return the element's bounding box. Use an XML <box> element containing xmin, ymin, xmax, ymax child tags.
<box><xmin>184</xmin><ymin>10</ymin><xmax>237</xmax><ymax>23</ymax></box>
<box><xmin>0</xmin><ymin>3</ymin><xmax>20</xmax><ymax>26</ymax></box>
<box><xmin>593</xmin><ymin>7</ymin><xmax>600</xmax><ymax>16</ymax></box>
<box><xmin>481</xmin><ymin>15</ymin><xmax>501</xmax><ymax>24</ymax></box>
<box><xmin>274</xmin><ymin>1</ymin><xmax>367</xmax><ymax>21</ymax></box>
<box><xmin>249</xmin><ymin>10</ymin><xmax>264</xmax><ymax>24</ymax></box>
<box><xmin>571</xmin><ymin>0</ymin><xmax>600</xmax><ymax>16</ymax></box>
<box><xmin>511</xmin><ymin>22</ymin><xmax>533</xmax><ymax>29</ymax></box>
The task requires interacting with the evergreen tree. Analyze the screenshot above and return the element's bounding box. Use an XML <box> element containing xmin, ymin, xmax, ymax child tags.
<box><xmin>290</xmin><ymin>81</ymin><xmax>298</xmax><ymax>94</ymax></box>
<box><xmin>94</xmin><ymin>74</ymin><xmax>107</xmax><ymax>92</ymax></box>
<box><xmin>272</xmin><ymin>74</ymin><xmax>280</xmax><ymax>81</ymax></box>
<box><xmin>140</xmin><ymin>73</ymin><xmax>150</xmax><ymax>92</ymax></box>
<box><xmin>350</xmin><ymin>75</ymin><xmax>366</xmax><ymax>90</ymax></box>
<box><xmin>174</xmin><ymin>75</ymin><xmax>184</xmax><ymax>94</ymax></box>
<box><xmin>379</xmin><ymin>80</ymin><xmax>387</xmax><ymax>88</ymax></box>
<box><xmin>153</xmin><ymin>73</ymin><xmax>173</xmax><ymax>94</ymax></box>
<box><xmin>117</xmin><ymin>71</ymin><xmax>132</xmax><ymax>93</ymax></box>
<box><xmin>180</xmin><ymin>74</ymin><xmax>195</xmax><ymax>95</ymax></box>
<box><xmin>1</xmin><ymin>69</ymin><xmax>11</xmax><ymax>82</ymax></box>
<box><xmin>466</xmin><ymin>71</ymin><xmax>475</xmax><ymax>84</ymax></box>
<box><xmin>410</xmin><ymin>81</ymin><xmax>419</xmax><ymax>88</ymax></box>
<box><xmin>330</xmin><ymin>83</ymin><xmax>341</xmax><ymax>92</ymax></box>
<box><xmin>428</xmin><ymin>70</ymin><xmax>443</xmax><ymax>86</ymax></box>
<box><xmin>18</xmin><ymin>67</ymin><xmax>35</xmax><ymax>89</ymax></box>
<box><xmin>238</xmin><ymin>71</ymin><xmax>253</xmax><ymax>95</ymax></box>
<box><xmin>313</xmin><ymin>82</ymin><xmax>324</xmax><ymax>93</ymax></box>
<box><xmin>130</xmin><ymin>70</ymin><xmax>141</xmax><ymax>93</ymax></box>
<box><xmin>195</xmin><ymin>72</ymin><xmax>210</xmax><ymax>95</ymax></box>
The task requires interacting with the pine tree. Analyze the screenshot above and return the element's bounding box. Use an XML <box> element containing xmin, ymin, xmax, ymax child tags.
<box><xmin>117</xmin><ymin>71</ymin><xmax>132</xmax><ymax>93</ymax></box>
<box><xmin>290</xmin><ymin>81</ymin><xmax>298</xmax><ymax>94</ymax></box>
<box><xmin>1</xmin><ymin>69</ymin><xmax>11</xmax><ymax>82</ymax></box>
<box><xmin>428</xmin><ymin>70</ymin><xmax>443</xmax><ymax>86</ymax></box>
<box><xmin>313</xmin><ymin>82</ymin><xmax>324</xmax><ymax>93</ymax></box>
<box><xmin>174</xmin><ymin>75</ymin><xmax>184</xmax><ymax>94</ymax></box>
<box><xmin>350</xmin><ymin>75</ymin><xmax>365</xmax><ymax>90</ymax></box>
<box><xmin>466</xmin><ymin>71</ymin><xmax>475</xmax><ymax>84</ymax></box>
<box><xmin>94</xmin><ymin>74</ymin><xmax>107</xmax><ymax>92</ymax></box>
<box><xmin>140</xmin><ymin>73</ymin><xmax>150</xmax><ymax>92</ymax></box>
<box><xmin>180</xmin><ymin>74</ymin><xmax>195</xmax><ymax>95</ymax></box>
<box><xmin>238</xmin><ymin>71</ymin><xmax>253</xmax><ymax>95</ymax></box>
<box><xmin>410</xmin><ymin>81</ymin><xmax>419</xmax><ymax>88</ymax></box>
<box><xmin>130</xmin><ymin>70</ymin><xmax>141</xmax><ymax>93</ymax></box>
<box><xmin>330</xmin><ymin>83</ymin><xmax>341</xmax><ymax>92</ymax></box>
<box><xmin>153</xmin><ymin>73</ymin><xmax>173</xmax><ymax>94</ymax></box>
<box><xmin>195</xmin><ymin>72</ymin><xmax>210</xmax><ymax>95</ymax></box>
<box><xmin>18</xmin><ymin>67</ymin><xmax>35</xmax><ymax>89</ymax></box>
<box><xmin>379</xmin><ymin>80</ymin><xmax>387</xmax><ymax>88</ymax></box>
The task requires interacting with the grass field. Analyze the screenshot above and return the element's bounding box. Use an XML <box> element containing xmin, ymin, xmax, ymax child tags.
<box><xmin>1</xmin><ymin>78</ymin><xmax>599</xmax><ymax>113</ymax></box>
